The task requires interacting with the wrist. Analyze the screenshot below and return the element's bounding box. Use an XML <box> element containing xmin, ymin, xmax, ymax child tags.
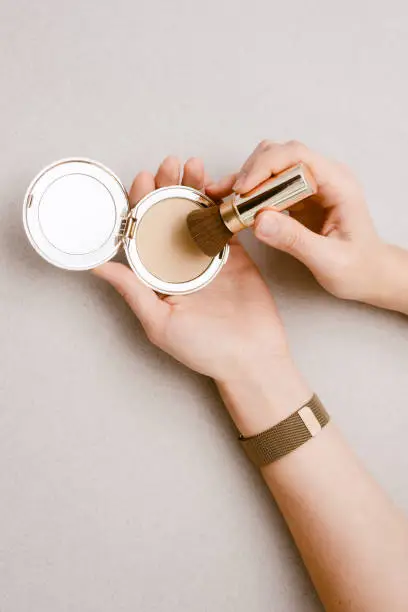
<box><xmin>360</xmin><ymin>243</ymin><xmax>408</xmax><ymax>314</ymax></box>
<box><xmin>215</xmin><ymin>357</ymin><xmax>312</xmax><ymax>437</ymax></box>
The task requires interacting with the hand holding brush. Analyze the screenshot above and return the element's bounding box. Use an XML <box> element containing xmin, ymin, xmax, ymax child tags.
<box><xmin>187</xmin><ymin>163</ymin><xmax>317</xmax><ymax>256</ymax></box>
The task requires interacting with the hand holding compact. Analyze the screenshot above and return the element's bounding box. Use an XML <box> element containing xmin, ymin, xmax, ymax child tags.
<box><xmin>94</xmin><ymin>157</ymin><xmax>294</xmax><ymax>384</ymax></box>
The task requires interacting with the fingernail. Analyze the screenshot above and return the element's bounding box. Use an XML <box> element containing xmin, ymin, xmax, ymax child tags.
<box><xmin>255</xmin><ymin>213</ymin><xmax>278</xmax><ymax>239</ymax></box>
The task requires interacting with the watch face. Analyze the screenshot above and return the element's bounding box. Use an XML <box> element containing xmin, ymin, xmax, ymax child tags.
<box><xmin>23</xmin><ymin>158</ymin><xmax>129</xmax><ymax>270</ymax></box>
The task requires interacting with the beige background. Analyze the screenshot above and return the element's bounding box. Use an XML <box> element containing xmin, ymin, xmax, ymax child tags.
<box><xmin>1</xmin><ymin>2</ymin><xmax>408</xmax><ymax>611</ymax></box>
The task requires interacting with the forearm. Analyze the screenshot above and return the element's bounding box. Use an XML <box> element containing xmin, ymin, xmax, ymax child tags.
<box><xmin>265</xmin><ymin>423</ymin><xmax>408</xmax><ymax>612</ymax></box>
<box><xmin>217</xmin><ymin>370</ymin><xmax>408</xmax><ymax>612</ymax></box>
<box><xmin>365</xmin><ymin>244</ymin><xmax>408</xmax><ymax>315</ymax></box>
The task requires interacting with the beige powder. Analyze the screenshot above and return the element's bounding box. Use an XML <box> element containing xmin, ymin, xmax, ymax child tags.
<box><xmin>136</xmin><ymin>197</ymin><xmax>213</xmax><ymax>283</ymax></box>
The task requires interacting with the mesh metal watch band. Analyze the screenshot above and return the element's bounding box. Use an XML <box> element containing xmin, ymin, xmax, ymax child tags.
<box><xmin>239</xmin><ymin>394</ymin><xmax>330</xmax><ymax>467</ymax></box>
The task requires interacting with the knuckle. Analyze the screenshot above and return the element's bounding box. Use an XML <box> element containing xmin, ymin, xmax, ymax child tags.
<box><xmin>257</xmin><ymin>139</ymin><xmax>274</xmax><ymax>152</ymax></box>
<box><xmin>286</xmin><ymin>139</ymin><xmax>308</xmax><ymax>157</ymax></box>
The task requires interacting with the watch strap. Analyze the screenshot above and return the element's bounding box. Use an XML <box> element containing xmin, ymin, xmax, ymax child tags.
<box><xmin>239</xmin><ymin>394</ymin><xmax>329</xmax><ymax>467</ymax></box>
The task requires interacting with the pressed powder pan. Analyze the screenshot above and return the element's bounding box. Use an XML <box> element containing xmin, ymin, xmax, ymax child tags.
<box><xmin>23</xmin><ymin>158</ymin><xmax>229</xmax><ymax>295</ymax></box>
<box><xmin>135</xmin><ymin>197</ymin><xmax>213</xmax><ymax>283</ymax></box>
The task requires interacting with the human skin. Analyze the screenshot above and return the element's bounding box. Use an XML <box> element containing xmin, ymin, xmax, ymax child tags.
<box><xmin>208</xmin><ymin>139</ymin><xmax>408</xmax><ymax>315</ymax></box>
<box><xmin>94</xmin><ymin>152</ymin><xmax>408</xmax><ymax>611</ymax></box>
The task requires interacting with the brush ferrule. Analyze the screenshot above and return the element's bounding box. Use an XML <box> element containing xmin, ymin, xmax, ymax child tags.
<box><xmin>226</xmin><ymin>163</ymin><xmax>317</xmax><ymax>233</ymax></box>
<box><xmin>219</xmin><ymin>199</ymin><xmax>247</xmax><ymax>234</ymax></box>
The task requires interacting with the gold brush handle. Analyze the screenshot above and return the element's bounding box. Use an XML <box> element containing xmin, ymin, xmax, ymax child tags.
<box><xmin>219</xmin><ymin>163</ymin><xmax>317</xmax><ymax>234</ymax></box>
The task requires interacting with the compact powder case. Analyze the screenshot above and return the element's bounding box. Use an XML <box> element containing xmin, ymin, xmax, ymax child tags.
<box><xmin>23</xmin><ymin>158</ymin><xmax>229</xmax><ymax>295</ymax></box>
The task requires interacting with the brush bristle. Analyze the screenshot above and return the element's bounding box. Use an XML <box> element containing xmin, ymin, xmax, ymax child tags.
<box><xmin>187</xmin><ymin>206</ymin><xmax>233</xmax><ymax>257</ymax></box>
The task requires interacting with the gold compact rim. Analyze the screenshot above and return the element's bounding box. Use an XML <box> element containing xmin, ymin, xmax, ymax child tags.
<box><xmin>23</xmin><ymin>162</ymin><xmax>229</xmax><ymax>295</ymax></box>
<box><xmin>23</xmin><ymin>158</ymin><xmax>129</xmax><ymax>270</ymax></box>
<box><xmin>124</xmin><ymin>185</ymin><xmax>229</xmax><ymax>296</ymax></box>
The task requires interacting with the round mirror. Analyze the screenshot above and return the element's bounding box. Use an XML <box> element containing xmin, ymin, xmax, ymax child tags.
<box><xmin>23</xmin><ymin>159</ymin><xmax>129</xmax><ymax>270</ymax></box>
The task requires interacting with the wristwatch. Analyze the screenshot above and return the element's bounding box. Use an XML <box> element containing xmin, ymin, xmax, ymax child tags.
<box><xmin>239</xmin><ymin>394</ymin><xmax>330</xmax><ymax>467</ymax></box>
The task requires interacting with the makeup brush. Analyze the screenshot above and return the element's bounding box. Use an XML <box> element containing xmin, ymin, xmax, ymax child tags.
<box><xmin>187</xmin><ymin>163</ymin><xmax>317</xmax><ymax>257</ymax></box>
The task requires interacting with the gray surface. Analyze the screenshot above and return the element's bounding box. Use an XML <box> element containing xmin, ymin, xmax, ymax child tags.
<box><xmin>1</xmin><ymin>2</ymin><xmax>408</xmax><ymax>610</ymax></box>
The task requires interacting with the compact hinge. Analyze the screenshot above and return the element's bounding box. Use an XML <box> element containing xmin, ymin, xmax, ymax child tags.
<box><xmin>118</xmin><ymin>215</ymin><xmax>136</xmax><ymax>240</ymax></box>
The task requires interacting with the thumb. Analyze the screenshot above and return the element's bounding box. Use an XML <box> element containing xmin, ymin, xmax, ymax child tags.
<box><xmin>92</xmin><ymin>262</ymin><xmax>168</xmax><ymax>330</ymax></box>
<box><xmin>254</xmin><ymin>210</ymin><xmax>327</xmax><ymax>267</ymax></box>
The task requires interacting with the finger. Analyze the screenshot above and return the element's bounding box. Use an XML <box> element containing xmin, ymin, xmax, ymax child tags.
<box><xmin>181</xmin><ymin>157</ymin><xmax>205</xmax><ymax>190</ymax></box>
<box><xmin>129</xmin><ymin>171</ymin><xmax>156</xmax><ymax>206</ymax></box>
<box><xmin>233</xmin><ymin>140</ymin><xmax>344</xmax><ymax>197</ymax></box>
<box><xmin>155</xmin><ymin>156</ymin><xmax>181</xmax><ymax>188</ymax></box>
<box><xmin>206</xmin><ymin>173</ymin><xmax>238</xmax><ymax>201</ymax></box>
<box><xmin>93</xmin><ymin>262</ymin><xmax>169</xmax><ymax>333</ymax></box>
<box><xmin>254</xmin><ymin>209</ymin><xmax>328</xmax><ymax>268</ymax></box>
<box><xmin>232</xmin><ymin>140</ymin><xmax>272</xmax><ymax>192</ymax></box>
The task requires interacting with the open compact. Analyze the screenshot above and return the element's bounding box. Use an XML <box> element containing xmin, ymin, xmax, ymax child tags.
<box><xmin>23</xmin><ymin>158</ymin><xmax>229</xmax><ymax>295</ymax></box>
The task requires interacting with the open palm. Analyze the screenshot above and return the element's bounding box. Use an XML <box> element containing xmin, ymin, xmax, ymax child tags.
<box><xmin>94</xmin><ymin>157</ymin><xmax>289</xmax><ymax>383</ymax></box>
